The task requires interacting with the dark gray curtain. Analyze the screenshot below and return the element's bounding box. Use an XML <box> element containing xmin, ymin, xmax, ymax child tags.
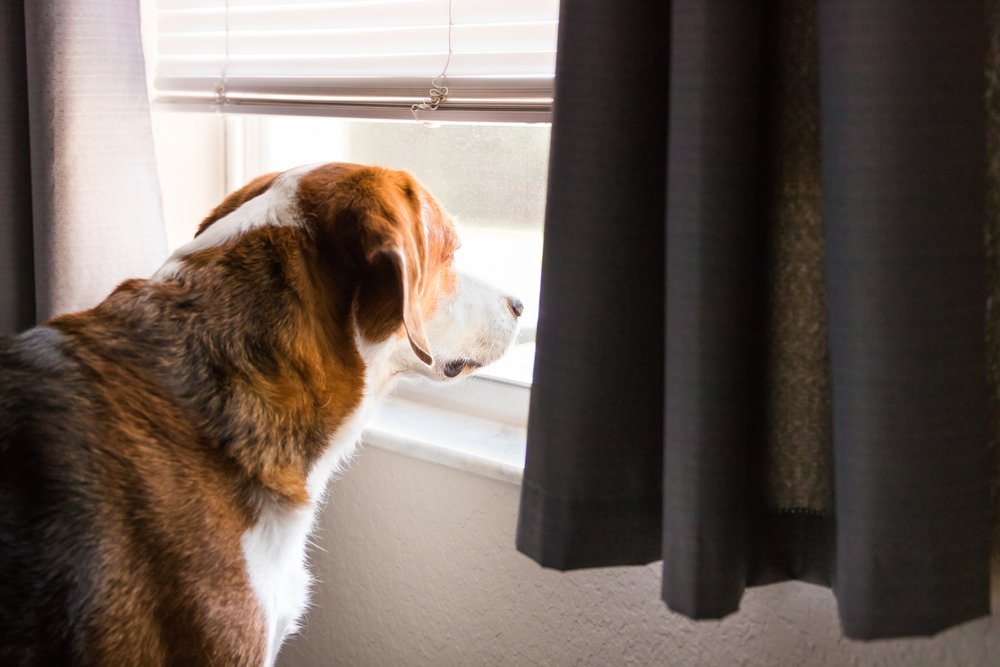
<box><xmin>0</xmin><ymin>0</ymin><xmax>166</xmax><ymax>335</ymax></box>
<box><xmin>517</xmin><ymin>0</ymin><xmax>993</xmax><ymax>640</ymax></box>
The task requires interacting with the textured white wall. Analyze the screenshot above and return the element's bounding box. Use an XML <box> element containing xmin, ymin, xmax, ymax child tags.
<box><xmin>278</xmin><ymin>445</ymin><xmax>1000</xmax><ymax>667</ymax></box>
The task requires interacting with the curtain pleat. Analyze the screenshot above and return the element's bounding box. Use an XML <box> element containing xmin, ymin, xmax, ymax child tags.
<box><xmin>987</xmin><ymin>0</ymin><xmax>1000</xmax><ymax>586</ymax></box>
<box><xmin>515</xmin><ymin>0</ymin><xmax>669</xmax><ymax>569</ymax></box>
<box><xmin>0</xmin><ymin>2</ymin><xmax>35</xmax><ymax>335</ymax></box>
<box><xmin>13</xmin><ymin>0</ymin><xmax>166</xmax><ymax>325</ymax></box>
<box><xmin>818</xmin><ymin>1</ymin><xmax>990</xmax><ymax>638</ymax></box>
<box><xmin>518</xmin><ymin>0</ymin><xmax>995</xmax><ymax>640</ymax></box>
<box><xmin>662</xmin><ymin>0</ymin><xmax>763</xmax><ymax>619</ymax></box>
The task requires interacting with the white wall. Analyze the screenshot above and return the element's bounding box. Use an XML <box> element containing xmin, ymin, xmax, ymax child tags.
<box><xmin>149</xmin><ymin>111</ymin><xmax>225</xmax><ymax>251</ymax></box>
<box><xmin>278</xmin><ymin>446</ymin><xmax>1000</xmax><ymax>667</ymax></box>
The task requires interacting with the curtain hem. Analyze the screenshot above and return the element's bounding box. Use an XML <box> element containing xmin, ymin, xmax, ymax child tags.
<box><xmin>516</xmin><ymin>480</ymin><xmax>662</xmax><ymax>570</ymax></box>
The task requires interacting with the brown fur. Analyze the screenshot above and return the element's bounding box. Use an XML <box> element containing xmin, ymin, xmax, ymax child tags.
<box><xmin>0</xmin><ymin>164</ymin><xmax>457</xmax><ymax>665</ymax></box>
<box><xmin>296</xmin><ymin>165</ymin><xmax>460</xmax><ymax>363</ymax></box>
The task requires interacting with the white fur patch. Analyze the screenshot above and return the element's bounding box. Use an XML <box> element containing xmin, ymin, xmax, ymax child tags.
<box><xmin>240</xmin><ymin>337</ymin><xmax>397</xmax><ymax>667</ymax></box>
<box><xmin>401</xmin><ymin>271</ymin><xmax>520</xmax><ymax>382</ymax></box>
<box><xmin>154</xmin><ymin>164</ymin><xmax>320</xmax><ymax>279</ymax></box>
<box><xmin>241</xmin><ymin>502</ymin><xmax>313</xmax><ymax>667</ymax></box>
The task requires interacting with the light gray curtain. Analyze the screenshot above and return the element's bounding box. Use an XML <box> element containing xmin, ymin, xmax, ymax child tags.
<box><xmin>0</xmin><ymin>0</ymin><xmax>166</xmax><ymax>335</ymax></box>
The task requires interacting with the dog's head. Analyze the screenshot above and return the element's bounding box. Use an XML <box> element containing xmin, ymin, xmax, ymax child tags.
<box><xmin>179</xmin><ymin>162</ymin><xmax>521</xmax><ymax>384</ymax></box>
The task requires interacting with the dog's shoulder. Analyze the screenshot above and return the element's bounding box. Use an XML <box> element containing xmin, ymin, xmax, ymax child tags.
<box><xmin>1</xmin><ymin>325</ymin><xmax>77</xmax><ymax>383</ymax></box>
<box><xmin>0</xmin><ymin>326</ymin><xmax>88</xmax><ymax>442</ymax></box>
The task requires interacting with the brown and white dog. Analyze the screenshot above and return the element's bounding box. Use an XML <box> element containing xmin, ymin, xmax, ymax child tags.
<box><xmin>0</xmin><ymin>163</ymin><xmax>522</xmax><ymax>666</ymax></box>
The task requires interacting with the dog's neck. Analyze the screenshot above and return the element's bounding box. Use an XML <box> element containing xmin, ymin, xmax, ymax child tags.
<box><xmin>66</xmin><ymin>226</ymin><xmax>371</xmax><ymax>509</ymax></box>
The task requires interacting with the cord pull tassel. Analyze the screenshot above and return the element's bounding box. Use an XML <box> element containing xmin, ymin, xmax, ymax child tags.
<box><xmin>411</xmin><ymin>79</ymin><xmax>449</xmax><ymax>120</ymax></box>
<box><xmin>411</xmin><ymin>0</ymin><xmax>453</xmax><ymax>122</ymax></box>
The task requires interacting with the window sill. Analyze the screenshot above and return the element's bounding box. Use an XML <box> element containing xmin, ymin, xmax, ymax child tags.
<box><xmin>362</xmin><ymin>395</ymin><xmax>527</xmax><ymax>486</ymax></box>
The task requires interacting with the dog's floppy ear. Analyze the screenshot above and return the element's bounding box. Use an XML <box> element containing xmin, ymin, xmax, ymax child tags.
<box><xmin>351</xmin><ymin>170</ymin><xmax>434</xmax><ymax>366</ymax></box>
<box><xmin>364</xmin><ymin>244</ymin><xmax>433</xmax><ymax>366</ymax></box>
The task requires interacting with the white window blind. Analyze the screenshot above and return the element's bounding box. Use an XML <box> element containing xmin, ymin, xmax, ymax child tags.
<box><xmin>151</xmin><ymin>0</ymin><xmax>559</xmax><ymax>121</ymax></box>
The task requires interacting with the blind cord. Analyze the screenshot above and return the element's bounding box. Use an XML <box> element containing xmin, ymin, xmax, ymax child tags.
<box><xmin>214</xmin><ymin>0</ymin><xmax>230</xmax><ymax>107</ymax></box>
<box><xmin>411</xmin><ymin>0</ymin><xmax>453</xmax><ymax>121</ymax></box>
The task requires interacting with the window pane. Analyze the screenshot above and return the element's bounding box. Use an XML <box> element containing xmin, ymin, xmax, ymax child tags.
<box><xmin>255</xmin><ymin>116</ymin><xmax>549</xmax><ymax>344</ymax></box>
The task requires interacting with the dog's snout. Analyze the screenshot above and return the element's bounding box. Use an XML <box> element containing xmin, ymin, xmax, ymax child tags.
<box><xmin>506</xmin><ymin>297</ymin><xmax>524</xmax><ymax>318</ymax></box>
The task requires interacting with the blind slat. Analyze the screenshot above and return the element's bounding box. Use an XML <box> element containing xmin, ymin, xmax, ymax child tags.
<box><xmin>159</xmin><ymin>3</ymin><xmax>447</xmax><ymax>33</ymax></box>
<box><xmin>158</xmin><ymin>53</ymin><xmax>555</xmax><ymax>81</ymax></box>
<box><xmin>159</xmin><ymin>23</ymin><xmax>557</xmax><ymax>59</ymax></box>
<box><xmin>159</xmin><ymin>0</ymin><xmax>554</xmax><ymax>29</ymax></box>
<box><xmin>158</xmin><ymin>75</ymin><xmax>553</xmax><ymax>98</ymax></box>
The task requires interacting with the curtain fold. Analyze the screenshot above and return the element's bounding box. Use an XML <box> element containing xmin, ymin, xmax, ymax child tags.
<box><xmin>0</xmin><ymin>0</ymin><xmax>166</xmax><ymax>335</ymax></box>
<box><xmin>515</xmin><ymin>0</ymin><xmax>668</xmax><ymax>570</ymax></box>
<box><xmin>662</xmin><ymin>0</ymin><xmax>764</xmax><ymax>619</ymax></box>
<box><xmin>518</xmin><ymin>0</ymin><xmax>994</xmax><ymax>640</ymax></box>
<box><xmin>818</xmin><ymin>2</ymin><xmax>989</xmax><ymax>638</ymax></box>
<box><xmin>0</xmin><ymin>2</ymin><xmax>35</xmax><ymax>333</ymax></box>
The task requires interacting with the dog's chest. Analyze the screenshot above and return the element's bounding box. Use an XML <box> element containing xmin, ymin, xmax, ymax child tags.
<box><xmin>241</xmin><ymin>402</ymin><xmax>373</xmax><ymax>666</ymax></box>
<box><xmin>242</xmin><ymin>502</ymin><xmax>315</xmax><ymax>667</ymax></box>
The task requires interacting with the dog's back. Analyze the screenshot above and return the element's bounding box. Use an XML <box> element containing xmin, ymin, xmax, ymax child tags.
<box><xmin>0</xmin><ymin>327</ymin><xmax>101</xmax><ymax>665</ymax></box>
<box><xmin>0</xmin><ymin>316</ymin><xmax>268</xmax><ymax>666</ymax></box>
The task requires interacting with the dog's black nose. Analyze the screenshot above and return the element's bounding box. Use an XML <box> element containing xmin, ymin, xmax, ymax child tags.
<box><xmin>507</xmin><ymin>297</ymin><xmax>524</xmax><ymax>318</ymax></box>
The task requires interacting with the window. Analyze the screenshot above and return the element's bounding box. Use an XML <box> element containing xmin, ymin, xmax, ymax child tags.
<box><xmin>145</xmin><ymin>0</ymin><xmax>557</xmax><ymax>437</ymax></box>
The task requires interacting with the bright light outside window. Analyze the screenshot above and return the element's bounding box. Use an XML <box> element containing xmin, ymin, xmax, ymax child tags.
<box><xmin>239</xmin><ymin>115</ymin><xmax>549</xmax><ymax>387</ymax></box>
